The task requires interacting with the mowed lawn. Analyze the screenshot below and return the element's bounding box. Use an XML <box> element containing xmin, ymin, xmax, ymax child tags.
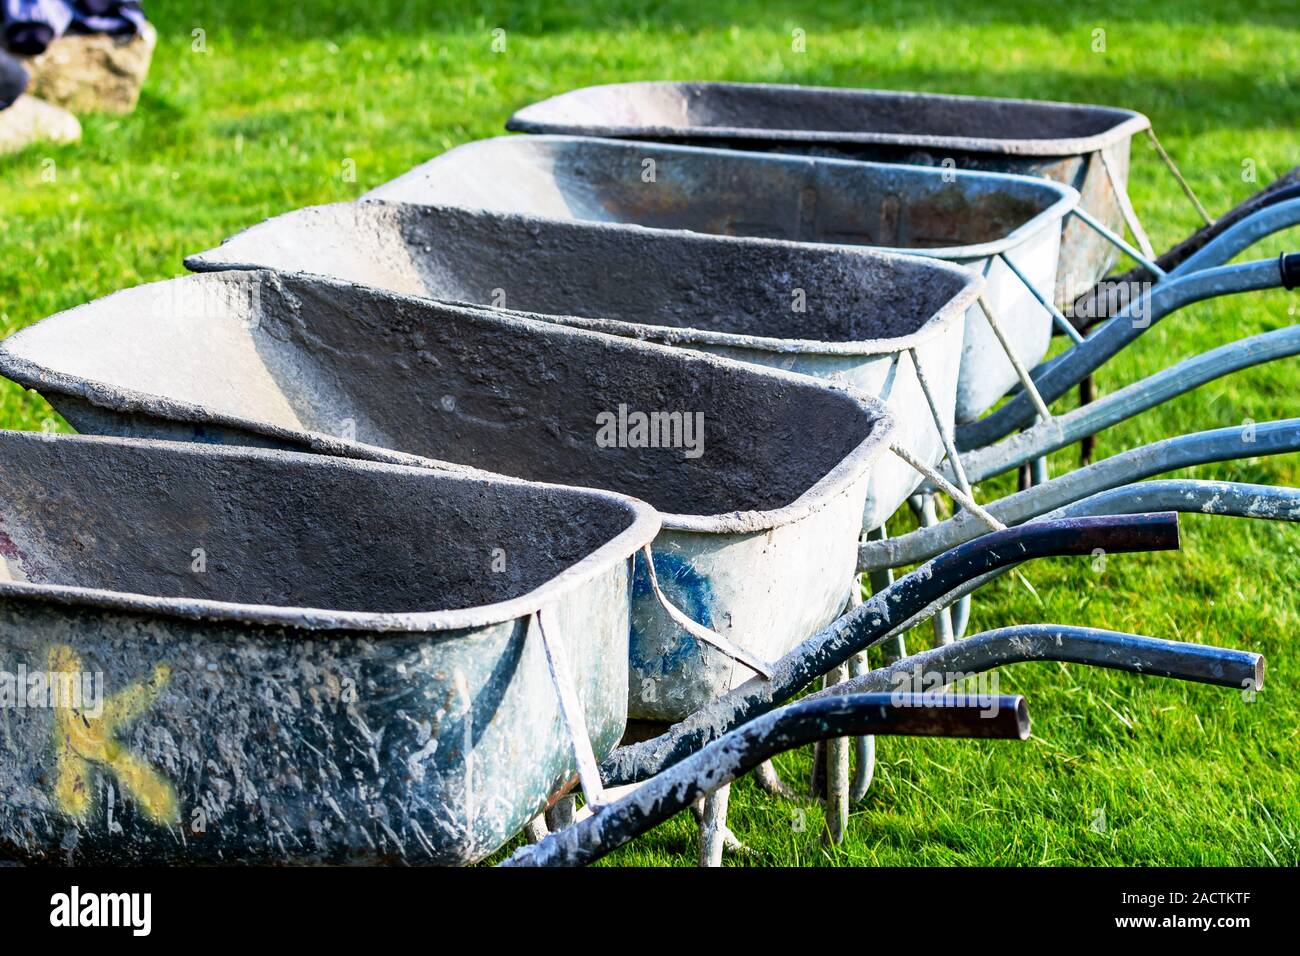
<box><xmin>1</xmin><ymin>0</ymin><xmax>1297</xmax><ymax>866</ymax></box>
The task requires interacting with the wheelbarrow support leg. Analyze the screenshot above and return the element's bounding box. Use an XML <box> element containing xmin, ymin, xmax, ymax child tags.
<box><xmin>822</xmin><ymin>662</ymin><xmax>851</xmax><ymax>844</ymax></box>
<box><xmin>916</xmin><ymin>494</ymin><xmax>955</xmax><ymax>646</ymax></box>
<box><xmin>698</xmin><ymin>786</ymin><xmax>732</xmax><ymax>867</ymax></box>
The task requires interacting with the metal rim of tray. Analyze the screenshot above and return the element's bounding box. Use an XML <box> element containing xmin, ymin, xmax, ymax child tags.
<box><xmin>0</xmin><ymin>430</ymin><xmax>662</xmax><ymax>633</ymax></box>
<box><xmin>505</xmin><ymin>81</ymin><xmax>1153</xmax><ymax>157</ymax></box>
<box><xmin>187</xmin><ymin>201</ymin><xmax>984</xmax><ymax>359</ymax></box>
<box><xmin>367</xmin><ymin>134</ymin><xmax>1081</xmax><ymax>263</ymax></box>
<box><xmin>0</xmin><ymin>272</ymin><xmax>897</xmax><ymax>537</ymax></box>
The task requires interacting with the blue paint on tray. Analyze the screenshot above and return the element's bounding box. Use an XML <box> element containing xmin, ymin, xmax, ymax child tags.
<box><xmin>629</xmin><ymin>550</ymin><xmax>715</xmax><ymax>675</ymax></box>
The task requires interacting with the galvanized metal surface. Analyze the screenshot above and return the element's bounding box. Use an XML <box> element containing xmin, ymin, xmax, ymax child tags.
<box><xmin>184</xmin><ymin>200</ymin><xmax>978</xmax><ymax>531</ymax></box>
<box><xmin>366</xmin><ymin>135</ymin><xmax>1076</xmax><ymax>421</ymax></box>
<box><xmin>506</xmin><ymin>692</ymin><xmax>1031</xmax><ymax>867</ymax></box>
<box><xmin>505</xmin><ymin>81</ymin><xmax>1151</xmax><ymax>301</ymax></box>
<box><xmin>600</xmin><ymin>513</ymin><xmax>1181</xmax><ymax>786</ymax></box>
<box><xmin>0</xmin><ymin>270</ymin><xmax>893</xmax><ymax>723</ymax></box>
<box><xmin>0</xmin><ymin>432</ymin><xmax>659</xmax><ymax>865</ymax></box>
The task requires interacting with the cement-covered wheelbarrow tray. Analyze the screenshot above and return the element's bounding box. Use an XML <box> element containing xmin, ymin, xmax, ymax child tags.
<box><xmin>183</xmin><ymin>201</ymin><xmax>980</xmax><ymax>532</ymax></box>
<box><xmin>0</xmin><ymin>430</ymin><xmax>661</xmax><ymax>866</ymax></box>
<box><xmin>365</xmin><ymin>135</ymin><xmax>1078</xmax><ymax>423</ymax></box>
<box><xmin>0</xmin><ymin>270</ymin><xmax>894</xmax><ymax>724</ymax></box>
<box><xmin>506</xmin><ymin>81</ymin><xmax>1152</xmax><ymax>303</ymax></box>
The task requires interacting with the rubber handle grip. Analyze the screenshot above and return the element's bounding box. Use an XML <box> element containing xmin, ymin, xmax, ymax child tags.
<box><xmin>1282</xmin><ymin>252</ymin><xmax>1300</xmax><ymax>290</ymax></box>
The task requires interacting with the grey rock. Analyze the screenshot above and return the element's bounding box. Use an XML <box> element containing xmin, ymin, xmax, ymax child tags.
<box><xmin>13</xmin><ymin>21</ymin><xmax>155</xmax><ymax>115</ymax></box>
<box><xmin>0</xmin><ymin>94</ymin><xmax>81</xmax><ymax>155</ymax></box>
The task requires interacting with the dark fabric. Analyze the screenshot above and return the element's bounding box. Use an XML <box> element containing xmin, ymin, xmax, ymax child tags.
<box><xmin>0</xmin><ymin>47</ymin><xmax>27</xmax><ymax>109</ymax></box>
<box><xmin>3</xmin><ymin>1</ymin><xmax>145</xmax><ymax>56</ymax></box>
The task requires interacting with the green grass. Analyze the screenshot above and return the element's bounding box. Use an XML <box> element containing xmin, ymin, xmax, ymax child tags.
<box><xmin>2</xmin><ymin>0</ymin><xmax>1297</xmax><ymax>866</ymax></box>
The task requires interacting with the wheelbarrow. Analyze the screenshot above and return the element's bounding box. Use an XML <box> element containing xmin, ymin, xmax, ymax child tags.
<box><xmin>854</xmin><ymin>412</ymin><xmax>1298</xmax><ymax>738</ymax></box>
<box><xmin>504</xmin><ymin>83</ymin><xmax>1300</xmax><ymax>441</ymax></box>
<box><xmin>0</xmin><ymin>430</ymin><xmax>660</xmax><ymax>865</ymax></box>
<box><xmin>839</xmin><ymin>474</ymin><xmax>1299</xmax><ymax>824</ymax></box>
<box><xmin>518</xmin><ymin>602</ymin><xmax>1266</xmax><ymax>866</ymax></box>
<box><xmin>182</xmin><ymin>200</ymin><xmax>982</xmax><ymax>531</ymax></box>
<box><xmin>0</xmin><ymin>430</ymin><xmax>1046</xmax><ymax>866</ymax></box>
<box><xmin>590</xmin><ymin>511</ymin><xmax>1263</xmax><ymax>862</ymax></box>
<box><xmin>889</xmin><ymin>244</ymin><xmax>1298</xmax><ymax>644</ymax></box>
<box><xmin>601</xmin><ymin>511</ymin><xmax>1256</xmax><ymax>783</ymax></box>
<box><xmin>363</xmin><ymin>134</ymin><xmax>1079</xmax><ymax>423</ymax></box>
<box><xmin>0</xmin><ymin>270</ymin><xmax>896</xmax><ymax>724</ymax></box>
<box><xmin>505</xmin><ymin>81</ymin><xmax>1154</xmax><ymax>303</ymax></box>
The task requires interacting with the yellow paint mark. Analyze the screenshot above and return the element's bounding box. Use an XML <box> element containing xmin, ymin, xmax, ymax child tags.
<box><xmin>48</xmin><ymin>645</ymin><xmax>179</xmax><ymax>826</ymax></box>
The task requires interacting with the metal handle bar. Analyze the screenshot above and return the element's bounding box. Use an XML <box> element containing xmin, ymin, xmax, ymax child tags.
<box><xmin>506</xmin><ymin>693</ymin><xmax>1029</xmax><ymax>867</ymax></box>
<box><xmin>864</xmin><ymin>419</ymin><xmax>1299</xmax><ymax>572</ymax></box>
<box><xmin>811</xmin><ymin>625</ymin><xmax>1263</xmax><ymax>699</ymax></box>
<box><xmin>857</xmin><ymin>479</ymin><xmax>1300</xmax><ymax>658</ymax></box>
<box><xmin>1046</xmin><ymin>478</ymin><xmax>1300</xmax><ymax>524</ymax></box>
<box><xmin>601</xmin><ymin>513</ymin><xmax>1179</xmax><ymax>786</ymax></box>
<box><xmin>1170</xmin><ymin>198</ymin><xmax>1300</xmax><ymax>277</ymax></box>
<box><xmin>956</xmin><ymin>256</ymin><xmax>1290</xmax><ymax>451</ymax></box>
<box><xmin>947</xmin><ymin>325</ymin><xmax>1300</xmax><ymax>486</ymax></box>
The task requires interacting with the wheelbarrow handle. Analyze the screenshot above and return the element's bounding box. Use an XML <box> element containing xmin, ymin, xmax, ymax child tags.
<box><xmin>1283</xmin><ymin>252</ymin><xmax>1300</xmax><ymax>290</ymax></box>
<box><xmin>870</xmin><ymin>418</ymin><xmax>1300</xmax><ymax>571</ymax></box>
<box><xmin>950</xmin><ymin>325</ymin><xmax>1300</xmax><ymax>486</ymax></box>
<box><xmin>957</xmin><ymin>256</ymin><xmax>1289</xmax><ymax>451</ymax></box>
<box><xmin>1168</xmin><ymin>199</ymin><xmax>1300</xmax><ymax>278</ymax></box>
<box><xmin>1048</xmin><ymin>478</ymin><xmax>1300</xmax><ymax>524</ymax></box>
<box><xmin>601</xmin><ymin>513</ymin><xmax>1178</xmax><ymax>786</ymax></box>
<box><xmin>506</xmin><ymin>693</ymin><xmax>1029</xmax><ymax>867</ymax></box>
<box><xmin>812</xmin><ymin>625</ymin><xmax>1264</xmax><ymax>699</ymax></box>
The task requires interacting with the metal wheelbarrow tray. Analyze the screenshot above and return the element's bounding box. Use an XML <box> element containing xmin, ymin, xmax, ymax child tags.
<box><xmin>0</xmin><ymin>271</ymin><xmax>893</xmax><ymax>723</ymax></box>
<box><xmin>0</xmin><ymin>431</ymin><xmax>660</xmax><ymax>865</ymax></box>
<box><xmin>183</xmin><ymin>201</ymin><xmax>978</xmax><ymax>527</ymax></box>
<box><xmin>367</xmin><ymin>135</ymin><xmax>1077</xmax><ymax>422</ymax></box>
<box><xmin>506</xmin><ymin>81</ymin><xmax>1151</xmax><ymax>302</ymax></box>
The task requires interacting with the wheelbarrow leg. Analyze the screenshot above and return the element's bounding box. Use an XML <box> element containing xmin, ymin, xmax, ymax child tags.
<box><xmin>822</xmin><ymin>663</ymin><xmax>851</xmax><ymax>845</ymax></box>
<box><xmin>951</xmin><ymin>592</ymin><xmax>973</xmax><ymax>642</ymax></box>
<box><xmin>911</xmin><ymin>494</ymin><xmax>954</xmax><ymax>646</ymax></box>
<box><xmin>753</xmin><ymin>759</ymin><xmax>800</xmax><ymax>799</ymax></box>
<box><xmin>849</xmin><ymin>634</ymin><xmax>877</xmax><ymax>802</ymax></box>
<box><xmin>698</xmin><ymin>785</ymin><xmax>732</xmax><ymax>867</ymax></box>
<box><xmin>1079</xmin><ymin>375</ymin><xmax>1096</xmax><ymax>465</ymax></box>
<box><xmin>545</xmin><ymin>794</ymin><xmax>576</xmax><ymax>832</ymax></box>
<box><xmin>1030</xmin><ymin>456</ymin><xmax>1050</xmax><ymax>486</ymax></box>
<box><xmin>524</xmin><ymin>814</ymin><xmax>549</xmax><ymax>844</ymax></box>
<box><xmin>864</xmin><ymin>533</ymin><xmax>906</xmax><ymax>664</ymax></box>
